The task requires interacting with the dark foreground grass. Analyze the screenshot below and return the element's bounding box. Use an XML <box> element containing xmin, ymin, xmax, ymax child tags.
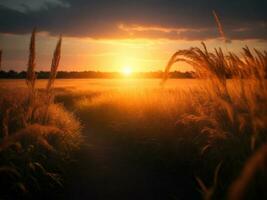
<box><xmin>54</xmin><ymin>85</ymin><xmax>264</xmax><ymax>200</ymax></box>
<box><xmin>0</xmin><ymin>31</ymin><xmax>83</xmax><ymax>200</ymax></box>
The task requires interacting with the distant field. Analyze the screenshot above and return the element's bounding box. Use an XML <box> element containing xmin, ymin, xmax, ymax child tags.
<box><xmin>0</xmin><ymin>79</ymin><xmax>201</xmax><ymax>90</ymax></box>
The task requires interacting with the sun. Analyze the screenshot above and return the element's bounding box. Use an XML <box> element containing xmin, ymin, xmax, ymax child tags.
<box><xmin>122</xmin><ymin>66</ymin><xmax>133</xmax><ymax>76</ymax></box>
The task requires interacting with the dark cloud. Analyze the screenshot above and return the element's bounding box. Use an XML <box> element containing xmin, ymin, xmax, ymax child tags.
<box><xmin>0</xmin><ymin>0</ymin><xmax>69</xmax><ymax>12</ymax></box>
<box><xmin>0</xmin><ymin>0</ymin><xmax>266</xmax><ymax>40</ymax></box>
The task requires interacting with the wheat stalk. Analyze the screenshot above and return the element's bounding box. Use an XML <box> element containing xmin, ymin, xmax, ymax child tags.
<box><xmin>46</xmin><ymin>35</ymin><xmax>62</xmax><ymax>93</ymax></box>
<box><xmin>26</xmin><ymin>28</ymin><xmax>37</xmax><ymax>93</ymax></box>
<box><xmin>42</xmin><ymin>35</ymin><xmax>62</xmax><ymax>124</ymax></box>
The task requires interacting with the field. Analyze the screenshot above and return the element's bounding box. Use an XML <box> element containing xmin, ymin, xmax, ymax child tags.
<box><xmin>1</xmin><ymin>75</ymin><xmax>266</xmax><ymax>199</ymax></box>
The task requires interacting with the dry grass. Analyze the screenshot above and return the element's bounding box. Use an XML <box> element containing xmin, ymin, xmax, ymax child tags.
<box><xmin>0</xmin><ymin>30</ymin><xmax>81</xmax><ymax>150</ymax></box>
<box><xmin>161</xmin><ymin>43</ymin><xmax>267</xmax><ymax>199</ymax></box>
<box><xmin>26</xmin><ymin>29</ymin><xmax>37</xmax><ymax>94</ymax></box>
<box><xmin>163</xmin><ymin>43</ymin><xmax>267</xmax><ymax>147</ymax></box>
<box><xmin>47</xmin><ymin>36</ymin><xmax>62</xmax><ymax>94</ymax></box>
<box><xmin>76</xmin><ymin>88</ymin><xmax>191</xmax><ymax>137</ymax></box>
<box><xmin>0</xmin><ymin>31</ymin><xmax>81</xmax><ymax>199</ymax></box>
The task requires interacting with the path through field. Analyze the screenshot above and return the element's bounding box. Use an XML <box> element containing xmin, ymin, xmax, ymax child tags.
<box><xmin>58</xmin><ymin>93</ymin><xmax>200</xmax><ymax>200</ymax></box>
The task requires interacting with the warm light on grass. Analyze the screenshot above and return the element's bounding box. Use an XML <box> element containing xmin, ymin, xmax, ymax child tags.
<box><xmin>122</xmin><ymin>66</ymin><xmax>133</xmax><ymax>76</ymax></box>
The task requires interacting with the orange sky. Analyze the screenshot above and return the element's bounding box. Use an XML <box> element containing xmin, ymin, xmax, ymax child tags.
<box><xmin>1</xmin><ymin>33</ymin><xmax>267</xmax><ymax>72</ymax></box>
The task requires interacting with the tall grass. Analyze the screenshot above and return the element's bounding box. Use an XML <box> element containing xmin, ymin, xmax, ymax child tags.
<box><xmin>163</xmin><ymin>43</ymin><xmax>266</xmax><ymax>145</ymax></box>
<box><xmin>0</xmin><ymin>31</ymin><xmax>81</xmax><ymax>199</ymax></box>
<box><xmin>162</xmin><ymin>44</ymin><xmax>267</xmax><ymax>199</ymax></box>
<box><xmin>26</xmin><ymin>29</ymin><xmax>37</xmax><ymax>94</ymax></box>
<box><xmin>47</xmin><ymin>36</ymin><xmax>62</xmax><ymax>94</ymax></box>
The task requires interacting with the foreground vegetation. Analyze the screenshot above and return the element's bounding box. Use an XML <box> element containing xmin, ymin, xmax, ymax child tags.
<box><xmin>0</xmin><ymin>31</ymin><xmax>82</xmax><ymax>199</ymax></box>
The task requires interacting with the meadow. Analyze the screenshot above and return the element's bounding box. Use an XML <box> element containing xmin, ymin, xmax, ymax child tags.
<box><xmin>57</xmin><ymin>76</ymin><xmax>267</xmax><ymax>200</ymax></box>
<box><xmin>1</xmin><ymin>77</ymin><xmax>266</xmax><ymax>199</ymax></box>
<box><xmin>0</xmin><ymin>31</ymin><xmax>266</xmax><ymax>200</ymax></box>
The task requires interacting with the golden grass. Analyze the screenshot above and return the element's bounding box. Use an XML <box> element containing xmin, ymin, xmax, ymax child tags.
<box><xmin>0</xmin><ymin>30</ymin><xmax>81</xmax><ymax>199</ymax></box>
<box><xmin>161</xmin><ymin>43</ymin><xmax>267</xmax><ymax>199</ymax></box>
<box><xmin>47</xmin><ymin>36</ymin><xmax>62</xmax><ymax>94</ymax></box>
<box><xmin>26</xmin><ymin>29</ymin><xmax>36</xmax><ymax>94</ymax></box>
<box><xmin>76</xmin><ymin>88</ymin><xmax>191</xmax><ymax>135</ymax></box>
<box><xmin>0</xmin><ymin>29</ymin><xmax>81</xmax><ymax>149</ymax></box>
<box><xmin>163</xmin><ymin>43</ymin><xmax>267</xmax><ymax>145</ymax></box>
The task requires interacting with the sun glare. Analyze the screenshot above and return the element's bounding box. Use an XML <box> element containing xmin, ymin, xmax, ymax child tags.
<box><xmin>122</xmin><ymin>66</ymin><xmax>133</xmax><ymax>76</ymax></box>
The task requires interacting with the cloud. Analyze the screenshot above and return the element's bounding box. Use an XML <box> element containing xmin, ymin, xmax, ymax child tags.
<box><xmin>0</xmin><ymin>0</ymin><xmax>266</xmax><ymax>40</ymax></box>
<box><xmin>0</xmin><ymin>0</ymin><xmax>69</xmax><ymax>12</ymax></box>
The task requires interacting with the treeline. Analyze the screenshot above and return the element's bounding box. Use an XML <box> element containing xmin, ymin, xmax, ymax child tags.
<box><xmin>0</xmin><ymin>70</ymin><xmax>195</xmax><ymax>79</ymax></box>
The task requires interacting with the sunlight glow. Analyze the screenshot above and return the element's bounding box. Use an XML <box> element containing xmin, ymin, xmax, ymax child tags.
<box><xmin>122</xmin><ymin>66</ymin><xmax>133</xmax><ymax>76</ymax></box>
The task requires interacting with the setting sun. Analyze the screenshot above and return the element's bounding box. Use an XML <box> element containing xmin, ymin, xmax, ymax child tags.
<box><xmin>122</xmin><ymin>66</ymin><xmax>133</xmax><ymax>76</ymax></box>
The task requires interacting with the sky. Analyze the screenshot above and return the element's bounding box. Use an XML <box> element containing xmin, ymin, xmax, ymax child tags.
<box><xmin>0</xmin><ymin>0</ymin><xmax>266</xmax><ymax>72</ymax></box>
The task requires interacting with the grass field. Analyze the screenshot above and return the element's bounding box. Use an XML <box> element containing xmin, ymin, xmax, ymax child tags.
<box><xmin>1</xmin><ymin>76</ymin><xmax>266</xmax><ymax>199</ymax></box>
<box><xmin>0</xmin><ymin>39</ymin><xmax>266</xmax><ymax>199</ymax></box>
<box><xmin>54</xmin><ymin>77</ymin><xmax>266</xmax><ymax>200</ymax></box>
